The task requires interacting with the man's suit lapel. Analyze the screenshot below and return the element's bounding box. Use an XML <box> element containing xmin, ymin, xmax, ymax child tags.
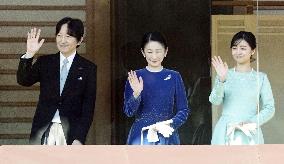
<box><xmin>61</xmin><ymin>54</ymin><xmax>81</xmax><ymax>98</ymax></box>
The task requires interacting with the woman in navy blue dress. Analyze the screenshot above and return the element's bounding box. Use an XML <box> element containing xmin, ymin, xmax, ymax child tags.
<box><xmin>123</xmin><ymin>32</ymin><xmax>190</xmax><ymax>145</ymax></box>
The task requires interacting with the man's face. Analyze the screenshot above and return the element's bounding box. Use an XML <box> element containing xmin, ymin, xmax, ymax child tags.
<box><xmin>56</xmin><ymin>23</ymin><xmax>81</xmax><ymax>57</ymax></box>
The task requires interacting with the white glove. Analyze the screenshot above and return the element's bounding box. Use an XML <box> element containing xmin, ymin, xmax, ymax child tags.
<box><xmin>141</xmin><ymin>124</ymin><xmax>159</xmax><ymax>143</ymax></box>
<box><xmin>141</xmin><ymin>119</ymin><xmax>174</xmax><ymax>144</ymax></box>
<box><xmin>155</xmin><ymin>119</ymin><xmax>174</xmax><ymax>138</ymax></box>
<box><xmin>226</xmin><ymin>122</ymin><xmax>257</xmax><ymax>145</ymax></box>
<box><xmin>146</xmin><ymin>125</ymin><xmax>159</xmax><ymax>142</ymax></box>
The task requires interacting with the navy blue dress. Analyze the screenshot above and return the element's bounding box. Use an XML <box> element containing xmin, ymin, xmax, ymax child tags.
<box><xmin>124</xmin><ymin>68</ymin><xmax>190</xmax><ymax>145</ymax></box>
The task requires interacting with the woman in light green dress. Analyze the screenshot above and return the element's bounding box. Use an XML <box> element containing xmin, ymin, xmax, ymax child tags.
<box><xmin>209</xmin><ymin>31</ymin><xmax>275</xmax><ymax>145</ymax></box>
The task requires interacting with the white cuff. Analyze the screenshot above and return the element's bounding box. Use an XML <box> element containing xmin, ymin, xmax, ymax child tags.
<box><xmin>21</xmin><ymin>52</ymin><xmax>33</xmax><ymax>59</ymax></box>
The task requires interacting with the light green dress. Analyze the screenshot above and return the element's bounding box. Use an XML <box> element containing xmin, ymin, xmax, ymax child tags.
<box><xmin>209</xmin><ymin>68</ymin><xmax>275</xmax><ymax>145</ymax></box>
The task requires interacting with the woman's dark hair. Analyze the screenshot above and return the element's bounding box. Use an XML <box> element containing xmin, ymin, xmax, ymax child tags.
<box><xmin>230</xmin><ymin>31</ymin><xmax>256</xmax><ymax>62</ymax></box>
<box><xmin>230</xmin><ymin>31</ymin><xmax>256</xmax><ymax>50</ymax></box>
<box><xmin>56</xmin><ymin>17</ymin><xmax>84</xmax><ymax>47</ymax></box>
<box><xmin>141</xmin><ymin>32</ymin><xmax>168</xmax><ymax>50</ymax></box>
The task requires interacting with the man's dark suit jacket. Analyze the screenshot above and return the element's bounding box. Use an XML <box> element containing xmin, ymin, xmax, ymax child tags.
<box><xmin>17</xmin><ymin>53</ymin><xmax>97</xmax><ymax>145</ymax></box>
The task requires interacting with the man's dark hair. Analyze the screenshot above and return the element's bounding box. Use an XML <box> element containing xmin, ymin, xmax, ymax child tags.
<box><xmin>56</xmin><ymin>17</ymin><xmax>84</xmax><ymax>47</ymax></box>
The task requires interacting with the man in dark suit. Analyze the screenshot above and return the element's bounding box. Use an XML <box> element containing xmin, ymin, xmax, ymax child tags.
<box><xmin>17</xmin><ymin>17</ymin><xmax>97</xmax><ymax>145</ymax></box>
